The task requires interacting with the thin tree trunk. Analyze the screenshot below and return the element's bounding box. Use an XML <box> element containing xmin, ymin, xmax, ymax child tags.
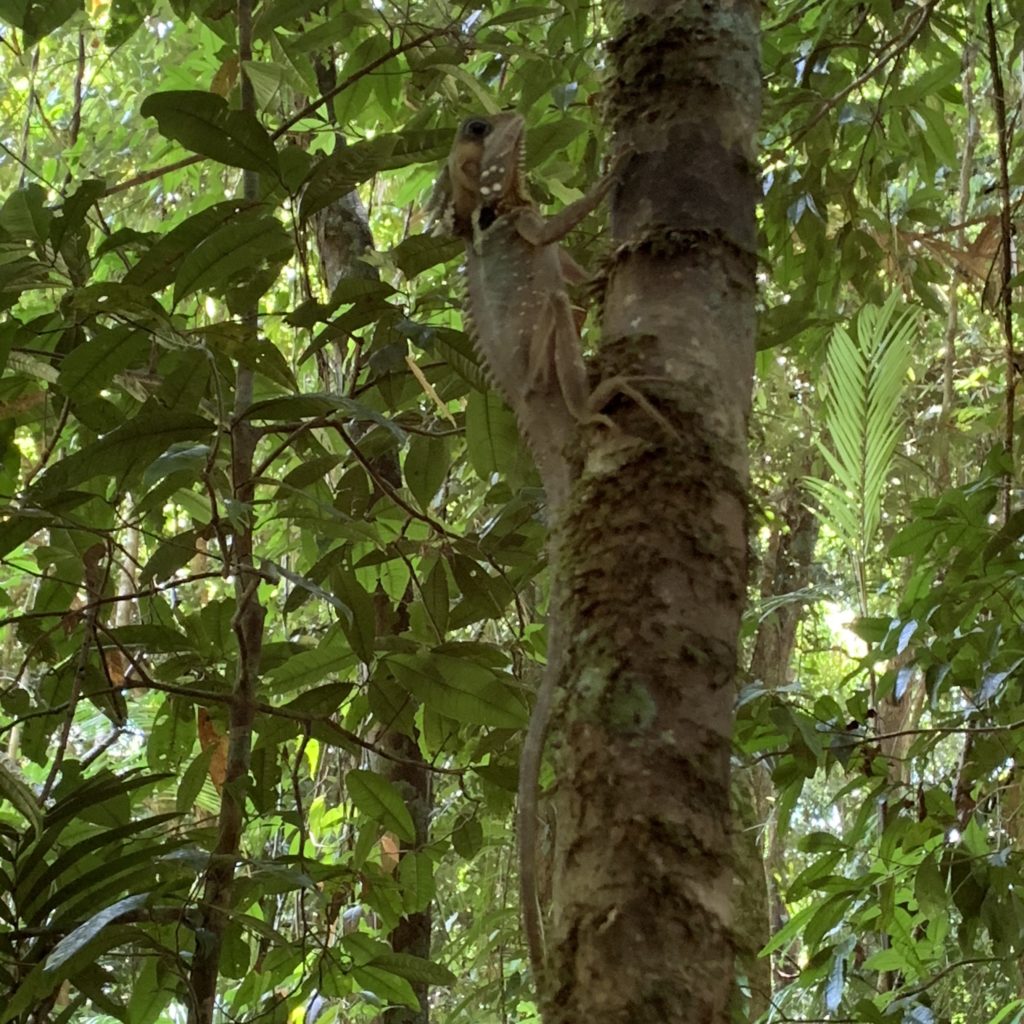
<box><xmin>543</xmin><ymin>4</ymin><xmax>760</xmax><ymax>1022</ymax></box>
<box><xmin>186</xmin><ymin>2</ymin><xmax>265</xmax><ymax>1018</ymax></box>
<box><xmin>738</xmin><ymin>476</ymin><xmax>821</xmax><ymax>1016</ymax></box>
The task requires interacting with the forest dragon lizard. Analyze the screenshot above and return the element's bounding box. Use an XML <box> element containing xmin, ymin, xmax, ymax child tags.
<box><xmin>430</xmin><ymin>112</ymin><xmax>618</xmax><ymax>509</ymax></box>
<box><xmin>429</xmin><ymin>111</ymin><xmax>619</xmax><ymax>989</ymax></box>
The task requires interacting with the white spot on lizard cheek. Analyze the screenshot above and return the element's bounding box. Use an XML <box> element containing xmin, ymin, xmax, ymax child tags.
<box><xmin>631</xmin><ymin>317</ymin><xmax>643</xmax><ymax>329</ymax></box>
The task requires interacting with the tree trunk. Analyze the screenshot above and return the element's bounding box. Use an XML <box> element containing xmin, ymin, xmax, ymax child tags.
<box><xmin>544</xmin><ymin>4</ymin><xmax>760</xmax><ymax>1022</ymax></box>
<box><xmin>740</xmin><ymin>474</ymin><xmax>820</xmax><ymax>1013</ymax></box>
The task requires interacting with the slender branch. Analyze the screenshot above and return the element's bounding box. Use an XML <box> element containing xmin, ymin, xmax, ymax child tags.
<box><xmin>22</xmin><ymin>397</ymin><xmax>70</xmax><ymax>488</ymax></box>
<box><xmin>937</xmin><ymin>44</ymin><xmax>978</xmax><ymax>489</ymax></box>
<box><xmin>0</xmin><ymin>571</ymin><xmax>226</xmax><ymax>629</ymax></box>
<box><xmin>985</xmin><ymin>1</ymin><xmax>1017</xmax><ymax>521</ymax></box>
<box><xmin>92</xmin><ymin>623</ymin><xmax>464</xmax><ymax>775</ymax></box>
<box><xmin>333</xmin><ymin>422</ymin><xmax>459</xmax><ymax>538</ymax></box>
<box><xmin>17</xmin><ymin>46</ymin><xmax>40</xmax><ymax>190</ymax></box>
<box><xmin>187</xmin><ymin>4</ymin><xmax>264</xmax><ymax>1018</ymax></box>
<box><xmin>270</xmin><ymin>26</ymin><xmax>452</xmax><ymax>141</ymax></box>
<box><xmin>789</xmin><ymin>0</ymin><xmax>938</xmax><ymax>144</ymax></box>
<box><xmin>69</xmin><ymin>31</ymin><xmax>86</xmax><ymax>149</ymax></box>
<box><xmin>102</xmin><ymin>154</ymin><xmax>202</xmax><ymax>197</ymax></box>
<box><xmin>105</xmin><ymin>24</ymin><xmax>457</xmax><ymax>199</ymax></box>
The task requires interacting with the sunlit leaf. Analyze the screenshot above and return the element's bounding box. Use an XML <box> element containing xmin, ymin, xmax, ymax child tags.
<box><xmin>141</xmin><ymin>90</ymin><xmax>281</xmax><ymax>177</ymax></box>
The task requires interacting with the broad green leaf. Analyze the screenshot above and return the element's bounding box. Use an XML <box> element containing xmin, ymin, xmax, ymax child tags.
<box><xmin>176</xmin><ymin>749</ymin><xmax>214</xmax><ymax>814</ymax></box>
<box><xmin>21</xmin><ymin>0</ymin><xmax>80</xmax><ymax>44</ymax></box>
<box><xmin>124</xmin><ymin>201</ymin><xmax>254</xmax><ymax>291</ymax></box>
<box><xmin>387</xmin><ymin>652</ymin><xmax>527</xmax><ymax>729</ymax></box>
<box><xmin>389</xmin><ymin>234</ymin><xmax>462</xmax><ymax>277</ymax></box>
<box><xmin>0</xmin><ymin>184</ymin><xmax>51</xmax><ymax>242</ymax></box>
<box><xmin>398</xmin><ymin>851</ymin><xmax>434</xmax><ymax>914</ymax></box>
<box><xmin>45</xmin><ymin>893</ymin><xmax>149</xmax><ymax>971</ymax></box>
<box><xmin>346</xmin><ymin>769</ymin><xmax>415</xmax><ymax>843</ymax></box>
<box><xmin>369</xmin><ymin>950</ymin><xmax>455</xmax><ymax>986</ymax></box>
<box><xmin>420</xmin><ymin>557</ymin><xmax>450</xmax><ymax>636</ymax></box>
<box><xmin>525</xmin><ymin>117</ymin><xmax>587</xmax><ymax>167</ymax></box>
<box><xmin>126</xmin><ymin>956</ymin><xmax>176</xmax><ymax>1024</ymax></box>
<box><xmin>140</xmin><ymin>90</ymin><xmax>281</xmax><ymax>177</ymax></box>
<box><xmin>351</xmin><ymin>964</ymin><xmax>418</xmax><ymax>1009</ymax></box>
<box><xmin>173</xmin><ymin>210</ymin><xmax>292</xmax><ymax>304</ymax></box>
<box><xmin>139</xmin><ymin>527</ymin><xmax>204</xmax><ymax>585</ymax></box>
<box><xmin>464</xmin><ymin>391</ymin><xmax>522</xmax><ymax>483</ymax></box>
<box><xmin>265</xmin><ymin>626</ymin><xmax>353</xmax><ymax>695</ymax></box>
<box><xmin>106</xmin><ymin>0</ymin><xmax>154</xmax><ymax>45</ymax></box>
<box><xmin>299</xmin><ymin>128</ymin><xmax>452</xmax><ymax>223</ymax></box>
<box><xmin>483</xmin><ymin>6</ymin><xmax>554</xmax><ymax>27</ymax></box>
<box><xmin>28</xmin><ymin>405</ymin><xmax>212</xmax><ymax>503</ymax></box>
<box><xmin>404</xmin><ymin>433</ymin><xmax>449</xmax><ymax>510</ymax></box>
<box><xmin>51</xmin><ymin>178</ymin><xmax>105</xmax><ymax>250</ymax></box>
<box><xmin>57</xmin><ymin>325</ymin><xmax>148</xmax><ymax>397</ymax></box>
<box><xmin>426</xmin><ymin>327</ymin><xmax>489</xmax><ymax>392</ymax></box>
<box><xmin>330</xmin><ymin>567</ymin><xmax>377</xmax><ymax>664</ymax></box>
<box><xmin>914</xmin><ymin>855</ymin><xmax>946</xmax><ymax>917</ymax></box>
<box><xmin>452</xmin><ymin>816</ymin><xmax>483</xmax><ymax>859</ymax></box>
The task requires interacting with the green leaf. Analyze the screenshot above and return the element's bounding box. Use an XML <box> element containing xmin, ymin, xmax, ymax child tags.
<box><xmin>346</xmin><ymin>769</ymin><xmax>415</xmax><ymax>843</ymax></box>
<box><xmin>465</xmin><ymin>391</ymin><xmax>523</xmax><ymax>483</ymax></box>
<box><xmin>28</xmin><ymin>405</ymin><xmax>212</xmax><ymax>503</ymax></box>
<box><xmin>405</xmin><ymin>433</ymin><xmax>449</xmax><ymax>510</ymax></box>
<box><xmin>389</xmin><ymin>234</ymin><xmax>462</xmax><ymax>277</ymax></box>
<box><xmin>914</xmin><ymin>855</ymin><xmax>946</xmax><ymax>917</ymax></box>
<box><xmin>350</xmin><ymin>964</ymin><xmax>418</xmax><ymax>1009</ymax></box>
<box><xmin>452</xmin><ymin>816</ymin><xmax>483</xmax><ymax>859</ymax></box>
<box><xmin>125</xmin><ymin>201</ymin><xmax>252</xmax><ymax>291</ymax></box>
<box><xmin>140</xmin><ymin>90</ymin><xmax>281</xmax><ymax>177</ymax></box>
<box><xmin>483</xmin><ymin>6</ymin><xmax>554</xmax><ymax>27</ymax></box>
<box><xmin>51</xmin><ymin>178</ymin><xmax>106</xmax><ymax>250</ymax></box>
<box><xmin>330</xmin><ymin>567</ymin><xmax>377</xmax><ymax>664</ymax></box>
<box><xmin>139</xmin><ymin>527</ymin><xmax>204</xmax><ymax>585</ymax></box>
<box><xmin>57</xmin><ymin>325</ymin><xmax>148</xmax><ymax>397</ymax></box>
<box><xmin>173</xmin><ymin>209</ymin><xmax>292</xmax><ymax>305</ymax></box>
<box><xmin>0</xmin><ymin>184</ymin><xmax>52</xmax><ymax>242</ymax></box>
<box><xmin>24</xmin><ymin>0</ymin><xmax>81</xmax><ymax>43</ymax></box>
<box><xmin>126</xmin><ymin>956</ymin><xmax>176</xmax><ymax>1024</ymax></box>
<box><xmin>398</xmin><ymin>851</ymin><xmax>434</xmax><ymax>914</ymax></box>
<box><xmin>45</xmin><ymin>893</ymin><xmax>149</xmax><ymax>971</ymax></box>
<box><xmin>525</xmin><ymin>117</ymin><xmax>587</xmax><ymax>167</ymax></box>
<box><xmin>299</xmin><ymin>128</ymin><xmax>452</xmax><ymax>223</ymax></box>
<box><xmin>387</xmin><ymin>652</ymin><xmax>527</xmax><ymax>729</ymax></box>
<box><xmin>264</xmin><ymin>626</ymin><xmax>353</xmax><ymax>695</ymax></box>
<box><xmin>420</xmin><ymin>558</ymin><xmax>450</xmax><ymax>637</ymax></box>
<box><xmin>369</xmin><ymin>950</ymin><xmax>455</xmax><ymax>987</ymax></box>
<box><xmin>0</xmin><ymin>753</ymin><xmax>42</xmax><ymax>837</ymax></box>
<box><xmin>176</xmin><ymin>749</ymin><xmax>214</xmax><ymax>814</ymax></box>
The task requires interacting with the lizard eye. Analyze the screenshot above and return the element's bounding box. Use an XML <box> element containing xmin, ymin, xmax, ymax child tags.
<box><xmin>462</xmin><ymin>118</ymin><xmax>492</xmax><ymax>139</ymax></box>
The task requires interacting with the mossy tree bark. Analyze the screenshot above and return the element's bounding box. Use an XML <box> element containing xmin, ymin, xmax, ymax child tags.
<box><xmin>542</xmin><ymin>4</ymin><xmax>760</xmax><ymax>1022</ymax></box>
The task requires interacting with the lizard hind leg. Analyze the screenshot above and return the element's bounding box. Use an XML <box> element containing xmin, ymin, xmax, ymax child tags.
<box><xmin>526</xmin><ymin>292</ymin><xmax>590</xmax><ymax>424</ymax></box>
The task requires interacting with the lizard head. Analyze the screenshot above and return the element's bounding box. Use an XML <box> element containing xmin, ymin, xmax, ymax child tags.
<box><xmin>430</xmin><ymin>112</ymin><xmax>530</xmax><ymax>238</ymax></box>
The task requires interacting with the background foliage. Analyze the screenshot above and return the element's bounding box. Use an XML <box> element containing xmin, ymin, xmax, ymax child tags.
<box><xmin>0</xmin><ymin>1</ymin><xmax>1021</xmax><ymax>1023</ymax></box>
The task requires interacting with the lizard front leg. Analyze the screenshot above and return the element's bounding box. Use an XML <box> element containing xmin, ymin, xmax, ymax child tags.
<box><xmin>514</xmin><ymin>166</ymin><xmax>621</xmax><ymax>248</ymax></box>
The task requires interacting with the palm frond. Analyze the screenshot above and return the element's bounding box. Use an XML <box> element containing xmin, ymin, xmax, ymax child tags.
<box><xmin>805</xmin><ymin>292</ymin><xmax>916</xmax><ymax>570</ymax></box>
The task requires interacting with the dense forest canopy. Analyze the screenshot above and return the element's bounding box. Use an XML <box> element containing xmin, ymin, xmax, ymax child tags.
<box><xmin>0</xmin><ymin>1</ymin><xmax>1020</xmax><ymax>1023</ymax></box>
